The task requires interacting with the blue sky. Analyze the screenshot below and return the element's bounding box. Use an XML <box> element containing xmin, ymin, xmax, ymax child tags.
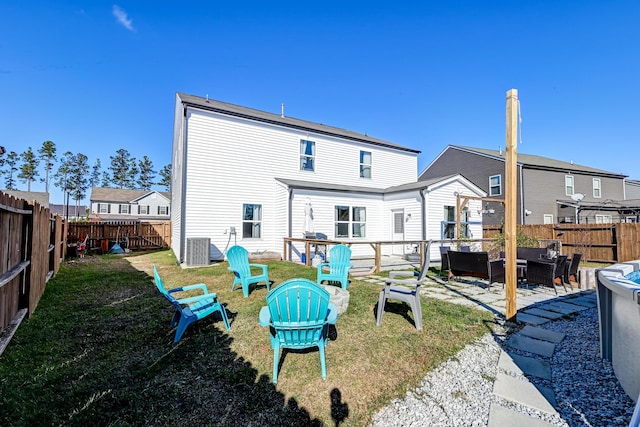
<box><xmin>1</xmin><ymin>1</ymin><xmax>639</xmax><ymax>204</ymax></box>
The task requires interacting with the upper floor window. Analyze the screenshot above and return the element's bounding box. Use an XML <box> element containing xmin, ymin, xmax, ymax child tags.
<box><xmin>98</xmin><ymin>203</ymin><xmax>109</xmax><ymax>214</ymax></box>
<box><xmin>300</xmin><ymin>139</ymin><xmax>315</xmax><ymax>171</ymax></box>
<box><xmin>334</xmin><ymin>205</ymin><xmax>366</xmax><ymax>238</ymax></box>
<box><xmin>242</xmin><ymin>203</ymin><xmax>262</xmax><ymax>238</ymax></box>
<box><xmin>158</xmin><ymin>206</ymin><xmax>169</xmax><ymax>215</ymax></box>
<box><xmin>489</xmin><ymin>175</ymin><xmax>502</xmax><ymax>196</ymax></box>
<box><xmin>139</xmin><ymin>205</ymin><xmax>149</xmax><ymax>215</ymax></box>
<box><xmin>565</xmin><ymin>175</ymin><xmax>574</xmax><ymax>196</ymax></box>
<box><xmin>119</xmin><ymin>204</ymin><xmax>130</xmax><ymax>214</ymax></box>
<box><xmin>360</xmin><ymin>151</ymin><xmax>371</xmax><ymax>178</ymax></box>
<box><xmin>593</xmin><ymin>178</ymin><xmax>601</xmax><ymax>198</ymax></box>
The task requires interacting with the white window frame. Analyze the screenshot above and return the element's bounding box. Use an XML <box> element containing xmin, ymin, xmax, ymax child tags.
<box><xmin>119</xmin><ymin>204</ymin><xmax>130</xmax><ymax>214</ymax></box>
<box><xmin>595</xmin><ymin>214</ymin><xmax>612</xmax><ymax>224</ymax></box>
<box><xmin>489</xmin><ymin>175</ymin><xmax>502</xmax><ymax>196</ymax></box>
<box><xmin>359</xmin><ymin>150</ymin><xmax>371</xmax><ymax>179</ymax></box>
<box><xmin>543</xmin><ymin>214</ymin><xmax>554</xmax><ymax>224</ymax></box>
<box><xmin>626</xmin><ymin>216</ymin><xmax>637</xmax><ymax>223</ymax></box>
<box><xmin>593</xmin><ymin>178</ymin><xmax>601</xmax><ymax>198</ymax></box>
<box><xmin>334</xmin><ymin>205</ymin><xmax>366</xmax><ymax>238</ymax></box>
<box><xmin>300</xmin><ymin>139</ymin><xmax>315</xmax><ymax>172</ymax></box>
<box><xmin>242</xmin><ymin>203</ymin><xmax>262</xmax><ymax>239</ymax></box>
<box><xmin>565</xmin><ymin>175</ymin><xmax>574</xmax><ymax>196</ymax></box>
<box><xmin>98</xmin><ymin>203</ymin><xmax>109</xmax><ymax>214</ymax></box>
<box><xmin>139</xmin><ymin>205</ymin><xmax>149</xmax><ymax>215</ymax></box>
<box><xmin>158</xmin><ymin>206</ymin><xmax>169</xmax><ymax>215</ymax></box>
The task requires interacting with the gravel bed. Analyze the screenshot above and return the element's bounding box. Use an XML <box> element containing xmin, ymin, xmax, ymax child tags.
<box><xmin>369</xmin><ymin>307</ymin><xmax>636</xmax><ymax>426</ymax></box>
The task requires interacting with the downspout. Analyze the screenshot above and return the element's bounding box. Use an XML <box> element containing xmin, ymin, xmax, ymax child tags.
<box><xmin>420</xmin><ymin>189</ymin><xmax>427</xmax><ymax>240</ymax></box>
<box><xmin>519</xmin><ymin>164</ymin><xmax>525</xmax><ymax>224</ymax></box>
<box><xmin>288</xmin><ymin>187</ymin><xmax>294</xmax><ymax>260</ymax></box>
<box><xmin>179</xmin><ymin>106</ymin><xmax>189</xmax><ymax>263</ymax></box>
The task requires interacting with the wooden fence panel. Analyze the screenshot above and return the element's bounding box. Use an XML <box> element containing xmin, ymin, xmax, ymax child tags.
<box><xmin>483</xmin><ymin>223</ymin><xmax>640</xmax><ymax>263</ymax></box>
<box><xmin>0</xmin><ymin>193</ymin><xmax>26</xmax><ymax>333</ymax></box>
<box><xmin>67</xmin><ymin>220</ymin><xmax>171</xmax><ymax>254</ymax></box>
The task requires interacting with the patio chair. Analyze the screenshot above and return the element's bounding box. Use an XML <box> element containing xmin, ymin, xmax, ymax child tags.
<box><xmin>226</xmin><ymin>245</ymin><xmax>270</xmax><ymax>297</ymax></box>
<box><xmin>439</xmin><ymin>246</ymin><xmax>450</xmax><ymax>279</ymax></box>
<box><xmin>525</xmin><ymin>255</ymin><xmax>569</xmax><ymax>295</ymax></box>
<box><xmin>153</xmin><ymin>264</ymin><xmax>230</xmax><ymax>343</ymax></box>
<box><xmin>376</xmin><ymin>241</ymin><xmax>432</xmax><ymax>330</ymax></box>
<box><xmin>259</xmin><ymin>278</ymin><xmax>338</xmax><ymax>383</ymax></box>
<box><xmin>564</xmin><ymin>252</ymin><xmax>582</xmax><ymax>288</ymax></box>
<box><xmin>317</xmin><ymin>244</ymin><xmax>353</xmax><ymax>289</ymax></box>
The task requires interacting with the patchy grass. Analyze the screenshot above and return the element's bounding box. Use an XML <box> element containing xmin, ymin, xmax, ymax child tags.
<box><xmin>0</xmin><ymin>250</ymin><xmax>496</xmax><ymax>426</ymax></box>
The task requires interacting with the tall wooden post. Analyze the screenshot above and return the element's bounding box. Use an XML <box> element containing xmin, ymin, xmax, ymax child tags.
<box><xmin>505</xmin><ymin>89</ymin><xmax>519</xmax><ymax>322</ymax></box>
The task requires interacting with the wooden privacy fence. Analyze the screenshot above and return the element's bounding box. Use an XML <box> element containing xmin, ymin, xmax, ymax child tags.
<box><xmin>484</xmin><ymin>223</ymin><xmax>640</xmax><ymax>263</ymax></box>
<box><xmin>67</xmin><ymin>220</ymin><xmax>171</xmax><ymax>253</ymax></box>
<box><xmin>0</xmin><ymin>192</ymin><xmax>66</xmax><ymax>351</ymax></box>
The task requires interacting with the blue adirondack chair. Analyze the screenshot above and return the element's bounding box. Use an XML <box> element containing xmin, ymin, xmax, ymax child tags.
<box><xmin>317</xmin><ymin>244</ymin><xmax>353</xmax><ymax>289</ymax></box>
<box><xmin>153</xmin><ymin>264</ymin><xmax>230</xmax><ymax>342</ymax></box>
<box><xmin>259</xmin><ymin>278</ymin><xmax>338</xmax><ymax>383</ymax></box>
<box><xmin>226</xmin><ymin>245</ymin><xmax>270</xmax><ymax>297</ymax></box>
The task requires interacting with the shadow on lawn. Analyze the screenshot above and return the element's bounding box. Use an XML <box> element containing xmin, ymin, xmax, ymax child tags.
<box><xmin>0</xmin><ymin>257</ymin><xmax>341</xmax><ymax>427</ymax></box>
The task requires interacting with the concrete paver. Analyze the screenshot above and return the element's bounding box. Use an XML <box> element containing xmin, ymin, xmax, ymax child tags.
<box><xmin>493</xmin><ymin>372</ymin><xmax>558</xmax><ymax>415</ymax></box>
<box><xmin>519</xmin><ymin>325</ymin><xmax>565</xmax><ymax>344</ymax></box>
<box><xmin>549</xmin><ymin>300</ymin><xmax>589</xmax><ymax>312</ymax></box>
<box><xmin>516</xmin><ymin>312</ymin><xmax>550</xmax><ymax>326</ymax></box>
<box><xmin>523</xmin><ymin>307</ymin><xmax>566</xmax><ymax>320</ymax></box>
<box><xmin>498</xmin><ymin>351</ymin><xmax>552</xmax><ymax>380</ymax></box>
<box><xmin>488</xmin><ymin>404</ymin><xmax>557</xmax><ymax>427</ymax></box>
<box><xmin>541</xmin><ymin>302</ymin><xmax>578</xmax><ymax>315</ymax></box>
<box><xmin>504</xmin><ymin>335</ymin><xmax>556</xmax><ymax>357</ymax></box>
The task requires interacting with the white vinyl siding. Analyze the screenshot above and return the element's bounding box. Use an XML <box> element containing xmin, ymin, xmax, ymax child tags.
<box><xmin>593</xmin><ymin>178</ymin><xmax>601</xmax><ymax>198</ymax></box>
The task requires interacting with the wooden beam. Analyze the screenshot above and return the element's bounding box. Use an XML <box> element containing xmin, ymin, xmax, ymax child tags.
<box><xmin>505</xmin><ymin>89</ymin><xmax>519</xmax><ymax>322</ymax></box>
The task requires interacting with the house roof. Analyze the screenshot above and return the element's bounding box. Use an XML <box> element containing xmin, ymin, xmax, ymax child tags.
<box><xmin>447</xmin><ymin>145</ymin><xmax>628</xmax><ymax>178</ymax></box>
<box><xmin>90</xmin><ymin>188</ymin><xmax>170</xmax><ymax>203</ymax></box>
<box><xmin>177</xmin><ymin>92</ymin><xmax>421</xmax><ymax>154</ymax></box>
<box><xmin>49</xmin><ymin>204</ymin><xmax>88</xmax><ymax>217</ymax></box>
<box><xmin>276</xmin><ymin>174</ymin><xmax>484</xmax><ymax>196</ymax></box>
<box><xmin>2</xmin><ymin>190</ymin><xmax>49</xmax><ymax>207</ymax></box>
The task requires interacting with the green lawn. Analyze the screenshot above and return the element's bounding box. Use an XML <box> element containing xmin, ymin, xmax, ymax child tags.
<box><xmin>0</xmin><ymin>250</ymin><xmax>497</xmax><ymax>426</ymax></box>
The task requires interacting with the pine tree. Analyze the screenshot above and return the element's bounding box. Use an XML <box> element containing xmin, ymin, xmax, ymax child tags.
<box><xmin>109</xmin><ymin>149</ymin><xmax>132</xmax><ymax>189</ymax></box>
<box><xmin>3</xmin><ymin>151</ymin><xmax>20</xmax><ymax>190</ymax></box>
<box><xmin>89</xmin><ymin>159</ymin><xmax>101</xmax><ymax>189</ymax></box>
<box><xmin>137</xmin><ymin>156</ymin><xmax>155</xmax><ymax>190</ymax></box>
<box><xmin>53</xmin><ymin>151</ymin><xmax>75</xmax><ymax>199</ymax></box>
<box><xmin>126</xmin><ymin>157</ymin><xmax>139</xmax><ymax>189</ymax></box>
<box><xmin>18</xmin><ymin>147</ymin><xmax>40</xmax><ymax>191</ymax></box>
<box><xmin>69</xmin><ymin>153</ymin><xmax>90</xmax><ymax>216</ymax></box>
<box><xmin>38</xmin><ymin>140</ymin><xmax>57</xmax><ymax>192</ymax></box>
<box><xmin>158</xmin><ymin>164</ymin><xmax>172</xmax><ymax>191</ymax></box>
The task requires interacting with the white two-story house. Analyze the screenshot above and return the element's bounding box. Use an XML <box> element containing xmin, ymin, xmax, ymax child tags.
<box><xmin>171</xmin><ymin>93</ymin><xmax>485</xmax><ymax>265</ymax></box>
<box><xmin>90</xmin><ymin>188</ymin><xmax>171</xmax><ymax>221</ymax></box>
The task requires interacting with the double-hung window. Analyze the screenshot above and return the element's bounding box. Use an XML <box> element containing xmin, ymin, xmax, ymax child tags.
<box><xmin>300</xmin><ymin>139</ymin><xmax>315</xmax><ymax>171</ymax></box>
<box><xmin>360</xmin><ymin>151</ymin><xmax>371</xmax><ymax>178</ymax></box>
<box><xmin>158</xmin><ymin>206</ymin><xmax>169</xmax><ymax>215</ymax></box>
<box><xmin>334</xmin><ymin>205</ymin><xmax>366</xmax><ymax>238</ymax></box>
<box><xmin>442</xmin><ymin>205</ymin><xmax>470</xmax><ymax>239</ymax></box>
<box><xmin>595</xmin><ymin>214</ymin><xmax>612</xmax><ymax>224</ymax></box>
<box><xmin>593</xmin><ymin>178</ymin><xmax>601</xmax><ymax>198</ymax></box>
<box><xmin>489</xmin><ymin>175</ymin><xmax>502</xmax><ymax>196</ymax></box>
<box><xmin>242</xmin><ymin>203</ymin><xmax>262</xmax><ymax>238</ymax></box>
<box><xmin>98</xmin><ymin>203</ymin><xmax>109</xmax><ymax>214</ymax></box>
<box><xmin>119</xmin><ymin>204</ymin><xmax>130</xmax><ymax>214</ymax></box>
<box><xmin>565</xmin><ymin>175</ymin><xmax>574</xmax><ymax>196</ymax></box>
<box><xmin>139</xmin><ymin>205</ymin><xmax>149</xmax><ymax>215</ymax></box>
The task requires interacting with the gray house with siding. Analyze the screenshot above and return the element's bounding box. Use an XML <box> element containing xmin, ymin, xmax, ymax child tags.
<box><xmin>419</xmin><ymin>145</ymin><xmax>629</xmax><ymax>225</ymax></box>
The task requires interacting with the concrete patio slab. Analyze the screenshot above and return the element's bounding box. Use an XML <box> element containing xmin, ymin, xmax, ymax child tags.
<box><xmin>488</xmin><ymin>404</ymin><xmax>557</xmax><ymax>427</ymax></box>
<box><xmin>493</xmin><ymin>372</ymin><xmax>557</xmax><ymax>415</ymax></box>
<box><xmin>498</xmin><ymin>351</ymin><xmax>552</xmax><ymax>380</ymax></box>
<box><xmin>540</xmin><ymin>302</ymin><xmax>578</xmax><ymax>315</ymax></box>
<box><xmin>519</xmin><ymin>325</ymin><xmax>565</xmax><ymax>344</ymax></box>
<box><xmin>564</xmin><ymin>296</ymin><xmax>597</xmax><ymax>307</ymax></box>
<box><xmin>523</xmin><ymin>307</ymin><xmax>566</xmax><ymax>320</ymax></box>
<box><xmin>545</xmin><ymin>301</ymin><xmax>588</xmax><ymax>313</ymax></box>
<box><xmin>504</xmin><ymin>334</ymin><xmax>556</xmax><ymax>357</ymax></box>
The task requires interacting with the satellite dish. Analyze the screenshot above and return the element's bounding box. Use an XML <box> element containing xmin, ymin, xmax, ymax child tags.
<box><xmin>570</xmin><ymin>193</ymin><xmax>585</xmax><ymax>202</ymax></box>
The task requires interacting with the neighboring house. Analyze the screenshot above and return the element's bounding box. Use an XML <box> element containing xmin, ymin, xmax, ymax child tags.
<box><xmin>90</xmin><ymin>188</ymin><xmax>171</xmax><ymax>221</ymax></box>
<box><xmin>419</xmin><ymin>145</ymin><xmax>629</xmax><ymax>225</ymax></box>
<box><xmin>625</xmin><ymin>179</ymin><xmax>640</xmax><ymax>200</ymax></box>
<box><xmin>49</xmin><ymin>203</ymin><xmax>88</xmax><ymax>219</ymax></box>
<box><xmin>171</xmin><ymin>93</ymin><xmax>485</xmax><ymax>265</ymax></box>
<box><xmin>2</xmin><ymin>190</ymin><xmax>49</xmax><ymax>207</ymax></box>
